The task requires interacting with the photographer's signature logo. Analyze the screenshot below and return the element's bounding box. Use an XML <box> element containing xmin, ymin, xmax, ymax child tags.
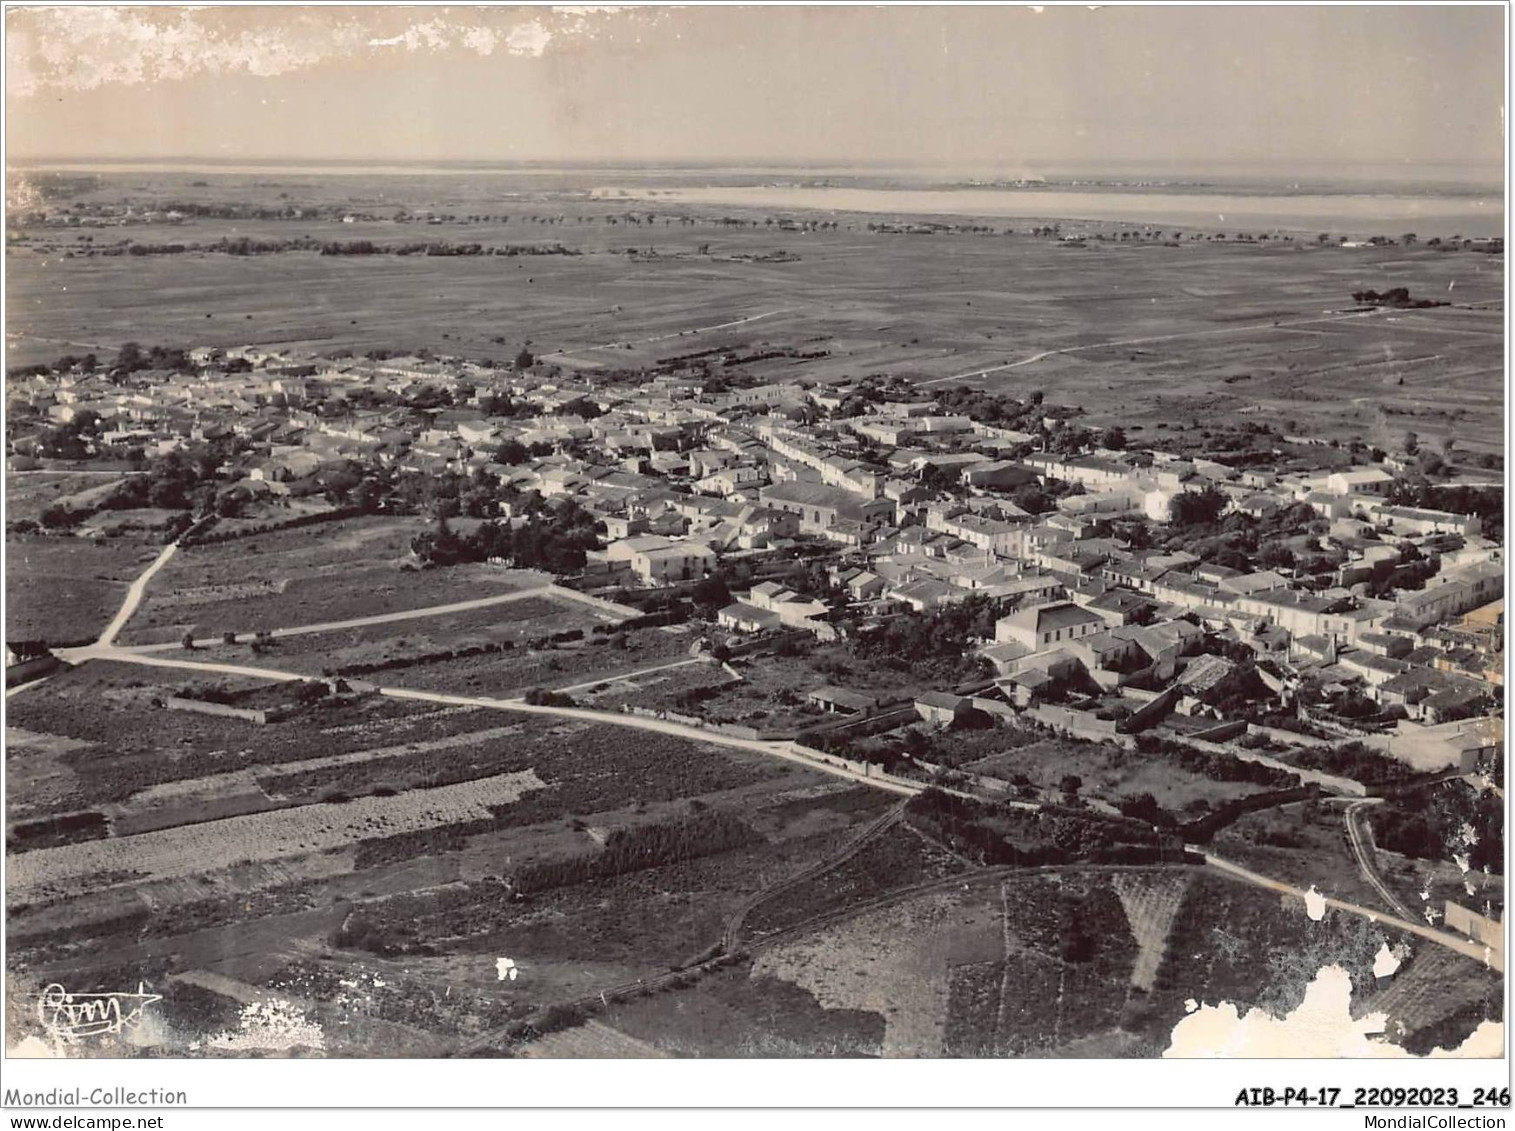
<box><xmin>38</xmin><ymin>983</ymin><xmax>161</xmax><ymax>1042</ymax></box>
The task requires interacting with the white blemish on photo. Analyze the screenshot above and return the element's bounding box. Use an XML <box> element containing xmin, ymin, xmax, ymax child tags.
<box><xmin>200</xmin><ymin>999</ymin><xmax>324</xmax><ymax>1053</ymax></box>
<box><xmin>1165</xmin><ymin>966</ymin><xmax>1502</xmax><ymax>1058</ymax></box>
<box><xmin>1302</xmin><ymin>886</ymin><xmax>1326</xmax><ymax>921</ymax></box>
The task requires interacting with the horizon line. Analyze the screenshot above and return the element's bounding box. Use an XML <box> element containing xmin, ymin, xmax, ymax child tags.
<box><xmin>7</xmin><ymin>155</ymin><xmax>1504</xmax><ymax>170</ymax></box>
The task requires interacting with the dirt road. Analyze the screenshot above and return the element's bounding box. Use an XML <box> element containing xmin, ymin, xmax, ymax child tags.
<box><xmin>56</xmin><ymin>609</ymin><xmax>924</xmax><ymax>800</ymax></box>
<box><xmin>93</xmin><ymin>541</ymin><xmax>179</xmax><ymax>648</ymax></box>
<box><xmin>1341</xmin><ymin>800</ymin><xmax>1418</xmax><ymax>921</ymax></box>
<box><xmin>542</xmin><ymin>309</ymin><xmax>789</xmax><ymax>360</ymax></box>
<box><xmin>1204</xmin><ymin>853</ymin><xmax>1499</xmax><ymax>971</ymax></box>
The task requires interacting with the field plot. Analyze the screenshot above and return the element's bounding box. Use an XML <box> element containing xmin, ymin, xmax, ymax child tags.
<box><xmin>572</xmin><ymin>658</ymin><xmax>735</xmax><ymax>709</ymax></box>
<box><xmin>6</xmin><ymin>533</ymin><xmax>159</xmax><ymax>644</ymax></box>
<box><xmin>5</xmin><ymin>728</ymin><xmax>98</xmax><ymax>823</ymax></box>
<box><xmin>7</xmin><ymin>768</ymin><xmax>549</xmax><ymax>902</ymax></box>
<box><xmin>742</xmin><ymin>823</ymin><xmax>967</xmax><ymax>939</ymax></box>
<box><xmin>115</xmin><ymin>516</ymin><xmax>552</xmax><ymax>643</ymax></box>
<box><xmin>185</xmin><ymin>592</ymin><xmax>612</xmax><ymax>674</ymax></box>
<box><xmin>106</xmin><ymin>720</ymin><xmax>533</xmax><ymax>833</ymax></box>
<box><xmin>963</xmin><ymin>735</ymin><xmax>1269</xmax><ymax>812</ymax></box>
<box><xmin>747</xmin><ymin>870</ymin><xmax>1144</xmax><ymax>1058</ymax></box>
<box><xmin>4</xmin><ymin>660</ymin><xmax>807</xmax><ymax>851</ymax></box>
<box><xmin>659</xmin><ymin>645</ymin><xmax>927</xmax><ymax>731</ymax></box>
<box><xmin>602</xmin><ymin>861</ymin><xmax>1496</xmax><ymax>1059</ymax></box>
<box><xmin>273</xmin><ymin>787</ymin><xmax>893</xmax><ymax>988</ymax></box>
<box><xmin>1140</xmin><ymin>869</ymin><xmax>1453</xmax><ymax>1053</ymax></box>
<box><xmin>1363</xmin><ymin>945</ymin><xmax>1504</xmax><ymax>1055</ymax></box>
<box><xmin>5</xmin><ymin>167</ymin><xmax>1504</xmax><ymax>1058</ymax></box>
<box><xmin>7</xmin><ymin>669</ymin><xmax>910</xmax><ymax>1053</ymax></box>
<box><xmin>367</xmin><ymin>625</ymin><xmax>698</xmax><ymax>697</ymax></box>
<box><xmin>3</xmin><ymin>661</ymin><xmax>516</xmax><ymax>811</ymax></box>
<box><xmin>606</xmin><ymin>960</ymin><xmax>889</xmax><ymax>1057</ymax></box>
<box><xmin>519</xmin><ymin>1019</ymin><xmax>670</xmax><ymax>1058</ymax></box>
<box><xmin>1210</xmin><ymin>802</ymin><xmax>1406</xmax><ymax>913</ymax></box>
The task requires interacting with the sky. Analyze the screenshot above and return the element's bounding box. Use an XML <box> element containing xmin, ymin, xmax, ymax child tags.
<box><xmin>4</xmin><ymin>4</ymin><xmax>1506</xmax><ymax>174</ymax></box>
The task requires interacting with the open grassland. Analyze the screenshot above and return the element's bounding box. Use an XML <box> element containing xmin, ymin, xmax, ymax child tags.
<box><xmin>1364</xmin><ymin>945</ymin><xmax>1504</xmax><ymax>1056</ymax></box>
<box><xmin>9</xmin><ymin>182</ymin><xmax>1501</xmax><ymax>451</ymax></box>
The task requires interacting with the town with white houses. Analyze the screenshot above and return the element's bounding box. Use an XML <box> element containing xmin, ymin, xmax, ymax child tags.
<box><xmin>11</xmin><ymin>345</ymin><xmax>1502</xmax><ymax>786</ymax></box>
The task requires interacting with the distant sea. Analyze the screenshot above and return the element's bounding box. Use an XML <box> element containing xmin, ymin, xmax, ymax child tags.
<box><xmin>590</xmin><ymin>184</ymin><xmax>1504</xmax><ymax>239</ymax></box>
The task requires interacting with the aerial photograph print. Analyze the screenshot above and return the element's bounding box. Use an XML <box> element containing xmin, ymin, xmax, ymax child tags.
<box><xmin>1</xmin><ymin>3</ymin><xmax>1506</xmax><ymax>1061</ymax></box>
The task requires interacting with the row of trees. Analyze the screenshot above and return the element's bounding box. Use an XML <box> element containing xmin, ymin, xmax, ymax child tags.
<box><xmin>96</xmin><ymin>237</ymin><xmax>583</xmax><ymax>258</ymax></box>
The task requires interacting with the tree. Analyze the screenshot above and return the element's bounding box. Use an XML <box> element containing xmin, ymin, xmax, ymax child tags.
<box><xmin>39</xmin><ymin>504</ymin><xmax>80</xmax><ymax>530</ymax></box>
<box><xmin>1120</xmin><ymin>519</ymin><xmax>1153</xmax><ymax>551</ymax></box>
<box><xmin>1415</xmin><ymin>448</ymin><xmax>1446</xmax><ymax>477</ymax></box>
<box><xmin>70</xmin><ymin>408</ymin><xmax>101</xmax><ymax>434</ymax></box>
<box><xmin>294</xmin><ymin>680</ymin><xmax>331</xmax><ymax>706</ymax></box>
<box><xmin>1100</xmin><ymin>426</ymin><xmax>1127</xmax><ymax>450</ymax></box>
<box><xmin>919</xmin><ymin>463</ymin><xmax>962</xmax><ymax>495</ymax></box>
<box><xmin>514</xmin><ymin>348</ymin><xmax>535</xmax><ymax>371</ymax></box>
<box><xmin>148</xmin><ymin>477</ymin><xmax>188</xmax><ymax>510</ymax></box>
<box><xmin>351</xmin><ymin>477</ymin><xmax>388</xmax><ymax>513</ymax></box>
<box><xmin>1403</xmin><ymin>431</ymin><xmax>1419</xmax><ymax>456</ymax></box>
<box><xmin>1168</xmin><ymin>484</ymin><xmax>1228</xmax><ymax>528</ymax></box>
<box><xmin>690</xmin><ymin>574</ymin><xmax>731</xmax><ymax>618</ymax></box>
<box><xmin>1258</xmin><ymin>540</ymin><xmax>1296</xmax><ymax>570</ymax></box>
<box><xmin>497</xmin><ymin>439</ymin><xmax>530</xmax><ymax>465</ymax></box>
<box><xmin>1059</xmin><ymin>774</ymin><xmax>1083</xmax><ymax>800</ymax></box>
<box><xmin>1118</xmin><ymin>792</ymin><xmax>1169</xmax><ymax>826</ymax></box>
<box><xmin>901</xmin><ymin>728</ymin><xmax>937</xmax><ymax>762</ymax></box>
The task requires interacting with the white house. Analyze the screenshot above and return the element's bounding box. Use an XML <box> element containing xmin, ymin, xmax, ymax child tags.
<box><xmin>995</xmin><ymin>601</ymin><xmax>1105</xmax><ymax>651</ymax></box>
